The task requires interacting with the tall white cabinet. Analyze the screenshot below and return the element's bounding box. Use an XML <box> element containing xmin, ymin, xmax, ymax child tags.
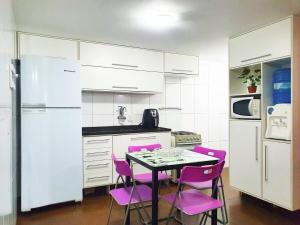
<box><xmin>229</xmin><ymin>16</ymin><xmax>300</xmax><ymax>210</ymax></box>
<box><xmin>230</xmin><ymin>120</ymin><xmax>262</xmax><ymax>198</ymax></box>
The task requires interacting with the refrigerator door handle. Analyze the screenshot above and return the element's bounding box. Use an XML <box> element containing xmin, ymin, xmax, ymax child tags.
<box><xmin>22</xmin><ymin>108</ymin><xmax>47</xmax><ymax>113</ymax></box>
<box><xmin>22</xmin><ymin>103</ymin><xmax>46</xmax><ymax>108</ymax></box>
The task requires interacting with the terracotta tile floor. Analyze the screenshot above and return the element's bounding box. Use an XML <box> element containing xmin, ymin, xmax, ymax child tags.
<box><xmin>17</xmin><ymin>169</ymin><xmax>300</xmax><ymax>225</ymax></box>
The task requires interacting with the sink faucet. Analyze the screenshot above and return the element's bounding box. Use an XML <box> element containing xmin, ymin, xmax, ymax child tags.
<box><xmin>117</xmin><ymin>106</ymin><xmax>127</xmax><ymax>120</ymax></box>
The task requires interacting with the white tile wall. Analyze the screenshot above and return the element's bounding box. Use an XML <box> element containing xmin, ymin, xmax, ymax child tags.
<box><xmin>81</xmin><ymin>60</ymin><xmax>229</xmax><ymax>165</ymax></box>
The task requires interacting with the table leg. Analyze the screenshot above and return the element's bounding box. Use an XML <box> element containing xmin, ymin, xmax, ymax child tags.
<box><xmin>211</xmin><ymin>178</ymin><xmax>218</xmax><ymax>225</ymax></box>
<box><xmin>125</xmin><ymin>157</ymin><xmax>131</xmax><ymax>225</ymax></box>
<box><xmin>152</xmin><ymin>169</ymin><xmax>159</xmax><ymax>225</ymax></box>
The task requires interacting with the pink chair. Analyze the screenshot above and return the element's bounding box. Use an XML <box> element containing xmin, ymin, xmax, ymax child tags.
<box><xmin>128</xmin><ymin>144</ymin><xmax>171</xmax><ymax>184</ymax></box>
<box><xmin>186</xmin><ymin>145</ymin><xmax>228</xmax><ymax>224</ymax></box>
<box><xmin>163</xmin><ymin>161</ymin><xmax>226</xmax><ymax>225</ymax></box>
<box><xmin>107</xmin><ymin>154</ymin><xmax>152</xmax><ymax>225</ymax></box>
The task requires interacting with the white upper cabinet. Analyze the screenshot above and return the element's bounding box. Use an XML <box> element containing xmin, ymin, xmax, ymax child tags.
<box><xmin>19</xmin><ymin>34</ymin><xmax>78</xmax><ymax>60</ymax></box>
<box><xmin>80</xmin><ymin>42</ymin><xmax>163</xmax><ymax>72</ymax></box>
<box><xmin>164</xmin><ymin>53</ymin><xmax>199</xmax><ymax>76</ymax></box>
<box><xmin>81</xmin><ymin>66</ymin><xmax>164</xmax><ymax>93</ymax></box>
<box><xmin>229</xmin><ymin>18</ymin><xmax>292</xmax><ymax>68</ymax></box>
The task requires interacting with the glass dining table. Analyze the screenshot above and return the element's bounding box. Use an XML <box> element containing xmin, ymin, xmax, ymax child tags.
<box><xmin>125</xmin><ymin>148</ymin><xmax>219</xmax><ymax>225</ymax></box>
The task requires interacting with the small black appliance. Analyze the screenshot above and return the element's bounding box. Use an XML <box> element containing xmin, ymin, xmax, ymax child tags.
<box><xmin>141</xmin><ymin>109</ymin><xmax>159</xmax><ymax>129</ymax></box>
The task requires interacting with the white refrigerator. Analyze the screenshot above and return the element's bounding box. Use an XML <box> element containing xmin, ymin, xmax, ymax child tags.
<box><xmin>0</xmin><ymin>55</ymin><xmax>13</xmax><ymax>216</ymax></box>
<box><xmin>21</xmin><ymin>55</ymin><xmax>83</xmax><ymax>211</ymax></box>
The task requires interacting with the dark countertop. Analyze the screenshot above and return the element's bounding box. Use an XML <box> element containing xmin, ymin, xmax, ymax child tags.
<box><xmin>82</xmin><ymin>125</ymin><xmax>171</xmax><ymax>136</ymax></box>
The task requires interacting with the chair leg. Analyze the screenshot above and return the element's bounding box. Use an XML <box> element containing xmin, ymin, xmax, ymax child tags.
<box><xmin>106</xmin><ymin>198</ymin><xmax>114</xmax><ymax>225</ymax></box>
<box><xmin>220</xmin><ymin>177</ymin><xmax>229</xmax><ymax>224</ymax></box>
<box><xmin>180</xmin><ymin>209</ymin><xmax>185</xmax><ymax>225</ymax></box>
<box><xmin>220</xmin><ymin>206</ymin><xmax>226</xmax><ymax>225</ymax></box>
<box><xmin>199</xmin><ymin>213</ymin><xmax>207</xmax><ymax>225</ymax></box>
<box><xmin>123</xmin><ymin>203</ymin><xmax>132</xmax><ymax>225</ymax></box>
<box><xmin>203</xmin><ymin>212</ymin><xmax>209</xmax><ymax>225</ymax></box>
<box><xmin>166</xmin><ymin>204</ymin><xmax>176</xmax><ymax>225</ymax></box>
<box><xmin>133</xmin><ymin>203</ymin><xmax>147</xmax><ymax>225</ymax></box>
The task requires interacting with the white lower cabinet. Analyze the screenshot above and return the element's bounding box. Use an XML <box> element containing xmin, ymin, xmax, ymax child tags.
<box><xmin>229</xmin><ymin>120</ymin><xmax>262</xmax><ymax>197</ymax></box>
<box><xmin>83</xmin><ymin>132</ymin><xmax>171</xmax><ymax>187</ymax></box>
<box><xmin>263</xmin><ymin>141</ymin><xmax>292</xmax><ymax>209</ymax></box>
<box><xmin>230</xmin><ymin>120</ymin><xmax>293</xmax><ymax>209</ymax></box>
<box><xmin>82</xmin><ymin>135</ymin><xmax>113</xmax><ymax>188</ymax></box>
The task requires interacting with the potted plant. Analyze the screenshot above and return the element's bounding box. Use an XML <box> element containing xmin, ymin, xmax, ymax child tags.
<box><xmin>238</xmin><ymin>67</ymin><xmax>261</xmax><ymax>93</ymax></box>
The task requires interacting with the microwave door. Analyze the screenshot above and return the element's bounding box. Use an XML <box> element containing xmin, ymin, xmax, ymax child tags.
<box><xmin>232</xmin><ymin>98</ymin><xmax>252</xmax><ymax>118</ymax></box>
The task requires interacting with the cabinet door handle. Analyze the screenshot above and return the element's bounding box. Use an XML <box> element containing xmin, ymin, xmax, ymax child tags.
<box><xmin>86</xmin><ymin>151</ymin><xmax>110</xmax><ymax>156</ymax></box>
<box><xmin>158</xmin><ymin>107</ymin><xmax>182</xmax><ymax>110</ymax></box>
<box><xmin>131</xmin><ymin>136</ymin><xmax>156</xmax><ymax>141</ymax></box>
<box><xmin>87</xmin><ymin>176</ymin><xmax>110</xmax><ymax>181</ymax></box>
<box><xmin>112</xmin><ymin>86</ymin><xmax>139</xmax><ymax>90</ymax></box>
<box><xmin>172</xmin><ymin>69</ymin><xmax>193</xmax><ymax>73</ymax></box>
<box><xmin>112</xmin><ymin>63</ymin><xmax>138</xmax><ymax>68</ymax></box>
<box><xmin>265</xmin><ymin>145</ymin><xmax>268</xmax><ymax>182</ymax></box>
<box><xmin>241</xmin><ymin>54</ymin><xmax>272</xmax><ymax>63</ymax></box>
<box><xmin>86</xmin><ymin>163</ymin><xmax>110</xmax><ymax>169</ymax></box>
<box><xmin>86</xmin><ymin>139</ymin><xmax>110</xmax><ymax>143</ymax></box>
<box><xmin>255</xmin><ymin>126</ymin><xmax>258</xmax><ymax>161</ymax></box>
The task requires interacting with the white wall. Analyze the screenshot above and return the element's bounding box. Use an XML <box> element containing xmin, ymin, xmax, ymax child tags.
<box><xmin>82</xmin><ymin>60</ymin><xmax>229</xmax><ymax>162</ymax></box>
<box><xmin>0</xmin><ymin>0</ymin><xmax>17</xmax><ymax>225</ymax></box>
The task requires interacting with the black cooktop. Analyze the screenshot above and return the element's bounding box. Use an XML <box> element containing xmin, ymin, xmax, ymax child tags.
<box><xmin>82</xmin><ymin>125</ymin><xmax>171</xmax><ymax>136</ymax></box>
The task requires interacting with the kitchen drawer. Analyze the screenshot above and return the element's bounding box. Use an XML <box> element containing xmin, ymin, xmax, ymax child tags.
<box><xmin>80</xmin><ymin>42</ymin><xmax>163</xmax><ymax>72</ymax></box>
<box><xmin>84</xmin><ymin>173</ymin><xmax>112</xmax><ymax>188</ymax></box>
<box><xmin>83</xmin><ymin>147</ymin><xmax>112</xmax><ymax>161</ymax></box>
<box><xmin>84</xmin><ymin>160</ymin><xmax>112</xmax><ymax>174</ymax></box>
<box><xmin>83</xmin><ymin>160</ymin><xmax>112</xmax><ymax>188</ymax></box>
<box><xmin>113</xmin><ymin>132</ymin><xmax>171</xmax><ymax>158</ymax></box>
<box><xmin>83</xmin><ymin>136</ymin><xmax>112</xmax><ymax>149</ymax></box>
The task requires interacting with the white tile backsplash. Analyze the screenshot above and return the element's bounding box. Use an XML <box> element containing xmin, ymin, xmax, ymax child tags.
<box><xmin>81</xmin><ymin>92</ymin><xmax>93</xmax><ymax>115</ymax></box>
<box><xmin>181</xmin><ymin>84</ymin><xmax>195</xmax><ymax>113</ymax></box>
<box><xmin>81</xmin><ymin>114</ymin><xmax>93</xmax><ymax>127</ymax></box>
<box><xmin>93</xmin><ymin>93</ymin><xmax>114</xmax><ymax>115</ymax></box>
<box><xmin>165</xmin><ymin>83</ymin><xmax>181</xmax><ymax>108</ymax></box>
<box><xmin>131</xmin><ymin>95</ymin><xmax>150</xmax><ymax>114</ymax></box>
<box><xmin>195</xmin><ymin>84</ymin><xmax>209</xmax><ymax>114</ymax></box>
<box><xmin>113</xmin><ymin>94</ymin><xmax>132</xmax><ymax>116</ymax></box>
<box><xmin>181</xmin><ymin>114</ymin><xmax>195</xmax><ymax>131</ymax></box>
<box><xmin>195</xmin><ymin>114</ymin><xmax>209</xmax><ymax>142</ymax></box>
<box><xmin>81</xmin><ymin>60</ymin><xmax>229</xmax><ymax>155</ymax></box>
<box><xmin>93</xmin><ymin>114</ymin><xmax>114</xmax><ymax>127</ymax></box>
<box><xmin>165</xmin><ymin>112</ymin><xmax>182</xmax><ymax>131</ymax></box>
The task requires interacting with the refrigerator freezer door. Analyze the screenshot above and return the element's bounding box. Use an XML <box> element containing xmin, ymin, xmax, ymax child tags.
<box><xmin>0</xmin><ymin>108</ymin><xmax>12</xmax><ymax>215</ymax></box>
<box><xmin>21</xmin><ymin>108</ymin><xmax>82</xmax><ymax>211</ymax></box>
<box><xmin>0</xmin><ymin>55</ymin><xmax>12</xmax><ymax>108</ymax></box>
<box><xmin>21</xmin><ymin>55</ymin><xmax>81</xmax><ymax>108</ymax></box>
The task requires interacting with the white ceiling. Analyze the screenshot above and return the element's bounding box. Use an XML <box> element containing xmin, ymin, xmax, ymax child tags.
<box><xmin>12</xmin><ymin>0</ymin><xmax>300</xmax><ymax>61</ymax></box>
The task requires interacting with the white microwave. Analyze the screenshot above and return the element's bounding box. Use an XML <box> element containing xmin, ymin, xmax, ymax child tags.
<box><xmin>231</xmin><ymin>96</ymin><xmax>261</xmax><ymax>119</ymax></box>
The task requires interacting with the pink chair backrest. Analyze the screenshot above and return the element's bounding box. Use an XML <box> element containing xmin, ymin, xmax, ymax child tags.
<box><xmin>180</xmin><ymin>161</ymin><xmax>225</xmax><ymax>183</ymax></box>
<box><xmin>112</xmin><ymin>154</ymin><xmax>132</xmax><ymax>177</ymax></box>
<box><xmin>194</xmin><ymin>145</ymin><xmax>226</xmax><ymax>162</ymax></box>
<box><xmin>128</xmin><ymin>144</ymin><xmax>162</xmax><ymax>153</ymax></box>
